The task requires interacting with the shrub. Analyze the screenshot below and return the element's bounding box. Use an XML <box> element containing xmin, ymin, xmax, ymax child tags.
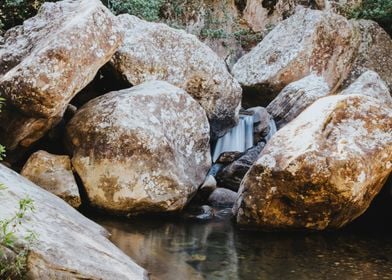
<box><xmin>106</xmin><ymin>0</ymin><xmax>164</xmax><ymax>21</ymax></box>
<box><xmin>349</xmin><ymin>0</ymin><xmax>392</xmax><ymax>35</ymax></box>
<box><xmin>0</xmin><ymin>0</ymin><xmax>47</xmax><ymax>34</ymax></box>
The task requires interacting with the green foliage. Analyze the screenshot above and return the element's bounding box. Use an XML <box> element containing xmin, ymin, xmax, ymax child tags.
<box><xmin>0</xmin><ymin>0</ymin><xmax>47</xmax><ymax>34</ymax></box>
<box><xmin>0</xmin><ymin>191</ymin><xmax>36</xmax><ymax>279</ymax></box>
<box><xmin>349</xmin><ymin>0</ymin><xmax>392</xmax><ymax>35</ymax></box>
<box><xmin>0</xmin><ymin>93</ymin><xmax>36</xmax><ymax>279</ymax></box>
<box><xmin>106</xmin><ymin>0</ymin><xmax>164</xmax><ymax>21</ymax></box>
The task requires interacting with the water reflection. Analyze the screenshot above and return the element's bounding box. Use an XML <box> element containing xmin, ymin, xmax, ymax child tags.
<box><xmin>92</xmin><ymin>208</ymin><xmax>392</xmax><ymax>280</ymax></box>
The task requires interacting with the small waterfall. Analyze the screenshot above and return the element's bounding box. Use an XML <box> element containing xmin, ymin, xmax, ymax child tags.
<box><xmin>212</xmin><ymin>114</ymin><xmax>254</xmax><ymax>162</ymax></box>
<box><xmin>264</xmin><ymin>118</ymin><xmax>277</xmax><ymax>142</ymax></box>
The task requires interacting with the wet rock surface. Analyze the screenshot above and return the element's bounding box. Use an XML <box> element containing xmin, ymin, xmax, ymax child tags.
<box><xmin>217</xmin><ymin>141</ymin><xmax>266</xmax><ymax>191</ymax></box>
<box><xmin>208</xmin><ymin>188</ymin><xmax>238</xmax><ymax>207</ymax></box>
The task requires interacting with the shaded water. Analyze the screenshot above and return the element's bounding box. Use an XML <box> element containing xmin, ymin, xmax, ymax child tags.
<box><xmin>89</xmin><ymin>197</ymin><xmax>392</xmax><ymax>280</ymax></box>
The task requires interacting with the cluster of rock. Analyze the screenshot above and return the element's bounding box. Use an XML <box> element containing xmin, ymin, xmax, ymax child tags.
<box><xmin>230</xmin><ymin>6</ymin><xmax>392</xmax><ymax>230</ymax></box>
<box><xmin>0</xmin><ymin>3</ymin><xmax>390</xmax><ymax>276</ymax></box>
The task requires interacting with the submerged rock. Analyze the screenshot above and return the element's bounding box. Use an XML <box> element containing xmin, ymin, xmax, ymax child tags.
<box><xmin>21</xmin><ymin>150</ymin><xmax>81</xmax><ymax>208</ymax></box>
<box><xmin>232</xmin><ymin>7</ymin><xmax>358</xmax><ymax>106</ymax></box>
<box><xmin>0</xmin><ymin>0</ymin><xmax>123</xmax><ymax>150</ymax></box>
<box><xmin>234</xmin><ymin>94</ymin><xmax>392</xmax><ymax>230</ymax></box>
<box><xmin>217</xmin><ymin>141</ymin><xmax>265</xmax><ymax>191</ymax></box>
<box><xmin>340</xmin><ymin>70</ymin><xmax>392</xmax><ymax>106</ymax></box>
<box><xmin>66</xmin><ymin>81</ymin><xmax>211</xmax><ymax>214</ymax></box>
<box><xmin>267</xmin><ymin>74</ymin><xmax>331</xmax><ymax>127</ymax></box>
<box><xmin>0</xmin><ymin>164</ymin><xmax>146</xmax><ymax>279</ymax></box>
<box><xmin>111</xmin><ymin>14</ymin><xmax>242</xmax><ymax>138</ymax></box>
<box><xmin>208</xmin><ymin>188</ymin><xmax>238</xmax><ymax>207</ymax></box>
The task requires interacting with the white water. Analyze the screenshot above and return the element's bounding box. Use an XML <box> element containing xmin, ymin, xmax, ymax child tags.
<box><xmin>212</xmin><ymin>115</ymin><xmax>254</xmax><ymax>162</ymax></box>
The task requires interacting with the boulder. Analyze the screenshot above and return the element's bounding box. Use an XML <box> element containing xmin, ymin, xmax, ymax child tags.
<box><xmin>267</xmin><ymin>74</ymin><xmax>331</xmax><ymax>127</ymax></box>
<box><xmin>217</xmin><ymin>141</ymin><xmax>265</xmax><ymax>191</ymax></box>
<box><xmin>21</xmin><ymin>150</ymin><xmax>81</xmax><ymax>208</ymax></box>
<box><xmin>344</xmin><ymin>20</ymin><xmax>392</xmax><ymax>90</ymax></box>
<box><xmin>234</xmin><ymin>94</ymin><xmax>392</xmax><ymax>230</ymax></box>
<box><xmin>232</xmin><ymin>7</ymin><xmax>359</xmax><ymax>106</ymax></box>
<box><xmin>111</xmin><ymin>14</ymin><xmax>242</xmax><ymax>138</ymax></box>
<box><xmin>340</xmin><ymin>70</ymin><xmax>392</xmax><ymax>106</ymax></box>
<box><xmin>66</xmin><ymin>81</ymin><xmax>211</xmax><ymax>214</ymax></box>
<box><xmin>0</xmin><ymin>0</ymin><xmax>123</xmax><ymax>150</ymax></box>
<box><xmin>0</xmin><ymin>164</ymin><xmax>146</xmax><ymax>279</ymax></box>
<box><xmin>245</xmin><ymin>106</ymin><xmax>271</xmax><ymax>135</ymax></box>
<box><xmin>208</xmin><ymin>188</ymin><xmax>238</xmax><ymax>207</ymax></box>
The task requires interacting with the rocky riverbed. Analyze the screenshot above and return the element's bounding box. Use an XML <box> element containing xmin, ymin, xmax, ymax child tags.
<box><xmin>0</xmin><ymin>0</ymin><xmax>391</xmax><ymax>279</ymax></box>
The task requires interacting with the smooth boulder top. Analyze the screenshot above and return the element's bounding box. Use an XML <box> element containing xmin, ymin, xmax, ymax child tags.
<box><xmin>0</xmin><ymin>164</ymin><xmax>146</xmax><ymax>279</ymax></box>
<box><xmin>111</xmin><ymin>14</ymin><xmax>242</xmax><ymax>138</ymax></box>
<box><xmin>0</xmin><ymin>0</ymin><xmax>123</xmax><ymax>118</ymax></box>
<box><xmin>234</xmin><ymin>94</ymin><xmax>392</xmax><ymax>230</ymax></box>
<box><xmin>0</xmin><ymin>0</ymin><xmax>124</xmax><ymax>150</ymax></box>
<box><xmin>267</xmin><ymin>74</ymin><xmax>331</xmax><ymax>127</ymax></box>
<box><xmin>66</xmin><ymin>80</ymin><xmax>211</xmax><ymax>214</ymax></box>
<box><xmin>232</xmin><ymin>7</ymin><xmax>358</xmax><ymax>97</ymax></box>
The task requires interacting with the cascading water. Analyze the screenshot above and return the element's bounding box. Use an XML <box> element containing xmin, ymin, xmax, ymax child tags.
<box><xmin>212</xmin><ymin>114</ymin><xmax>254</xmax><ymax>162</ymax></box>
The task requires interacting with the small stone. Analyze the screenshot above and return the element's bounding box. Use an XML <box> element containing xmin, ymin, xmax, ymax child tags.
<box><xmin>208</xmin><ymin>188</ymin><xmax>238</xmax><ymax>207</ymax></box>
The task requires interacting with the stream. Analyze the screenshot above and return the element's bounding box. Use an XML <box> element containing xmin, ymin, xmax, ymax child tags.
<box><xmin>87</xmin><ymin>186</ymin><xmax>392</xmax><ymax>280</ymax></box>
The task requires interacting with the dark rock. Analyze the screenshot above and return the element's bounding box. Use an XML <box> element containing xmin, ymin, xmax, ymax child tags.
<box><xmin>216</xmin><ymin>151</ymin><xmax>243</xmax><ymax>164</ymax></box>
<box><xmin>208</xmin><ymin>188</ymin><xmax>238</xmax><ymax>207</ymax></box>
<box><xmin>216</xmin><ymin>141</ymin><xmax>265</xmax><ymax>191</ymax></box>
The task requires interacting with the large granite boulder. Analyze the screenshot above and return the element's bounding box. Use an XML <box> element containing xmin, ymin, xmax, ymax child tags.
<box><xmin>66</xmin><ymin>81</ymin><xmax>211</xmax><ymax>214</ymax></box>
<box><xmin>111</xmin><ymin>14</ymin><xmax>242</xmax><ymax>138</ymax></box>
<box><xmin>344</xmin><ymin>19</ymin><xmax>392</xmax><ymax>90</ymax></box>
<box><xmin>0</xmin><ymin>164</ymin><xmax>146</xmax><ymax>279</ymax></box>
<box><xmin>242</xmin><ymin>0</ymin><xmax>362</xmax><ymax>33</ymax></box>
<box><xmin>232</xmin><ymin>7</ymin><xmax>359</xmax><ymax>106</ymax></box>
<box><xmin>21</xmin><ymin>150</ymin><xmax>81</xmax><ymax>208</ymax></box>
<box><xmin>340</xmin><ymin>70</ymin><xmax>392</xmax><ymax>106</ymax></box>
<box><xmin>0</xmin><ymin>0</ymin><xmax>123</xmax><ymax>150</ymax></box>
<box><xmin>267</xmin><ymin>74</ymin><xmax>331</xmax><ymax>127</ymax></box>
<box><xmin>234</xmin><ymin>94</ymin><xmax>392</xmax><ymax>230</ymax></box>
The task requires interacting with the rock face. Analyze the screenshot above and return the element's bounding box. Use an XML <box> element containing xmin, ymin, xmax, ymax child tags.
<box><xmin>232</xmin><ymin>7</ymin><xmax>358</xmax><ymax>106</ymax></box>
<box><xmin>340</xmin><ymin>70</ymin><xmax>392</xmax><ymax>106</ymax></box>
<box><xmin>267</xmin><ymin>74</ymin><xmax>331</xmax><ymax>127</ymax></box>
<box><xmin>0</xmin><ymin>164</ymin><xmax>146</xmax><ymax>279</ymax></box>
<box><xmin>66</xmin><ymin>81</ymin><xmax>211</xmax><ymax>214</ymax></box>
<box><xmin>21</xmin><ymin>150</ymin><xmax>81</xmax><ymax>208</ymax></box>
<box><xmin>217</xmin><ymin>142</ymin><xmax>265</xmax><ymax>191</ymax></box>
<box><xmin>344</xmin><ymin>20</ymin><xmax>392</xmax><ymax>90</ymax></box>
<box><xmin>111</xmin><ymin>14</ymin><xmax>242</xmax><ymax>138</ymax></box>
<box><xmin>234</xmin><ymin>94</ymin><xmax>392</xmax><ymax>230</ymax></box>
<box><xmin>0</xmin><ymin>0</ymin><xmax>123</xmax><ymax>150</ymax></box>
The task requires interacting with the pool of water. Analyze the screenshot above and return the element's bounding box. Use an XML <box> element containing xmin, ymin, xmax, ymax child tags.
<box><xmin>89</xmin><ymin>198</ymin><xmax>392</xmax><ymax>280</ymax></box>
